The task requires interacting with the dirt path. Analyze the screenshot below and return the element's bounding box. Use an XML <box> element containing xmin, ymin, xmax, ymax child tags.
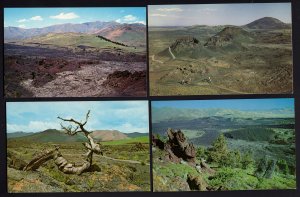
<box><xmin>168</xmin><ymin>47</ymin><xmax>176</xmax><ymax>59</ymax></box>
<box><xmin>151</xmin><ymin>55</ymin><xmax>164</xmax><ymax>64</ymax></box>
<box><xmin>211</xmin><ymin>84</ymin><xmax>251</xmax><ymax>94</ymax></box>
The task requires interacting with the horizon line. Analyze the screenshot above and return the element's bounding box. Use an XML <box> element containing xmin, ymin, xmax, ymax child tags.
<box><xmin>4</xmin><ymin>20</ymin><xmax>146</xmax><ymax>29</ymax></box>
<box><xmin>6</xmin><ymin>129</ymin><xmax>149</xmax><ymax>134</ymax></box>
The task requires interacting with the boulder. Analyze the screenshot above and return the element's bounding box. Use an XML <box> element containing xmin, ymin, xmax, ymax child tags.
<box><xmin>187</xmin><ymin>173</ymin><xmax>208</xmax><ymax>191</ymax></box>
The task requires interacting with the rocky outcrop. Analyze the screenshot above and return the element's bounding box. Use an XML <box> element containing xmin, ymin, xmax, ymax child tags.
<box><xmin>166</xmin><ymin>129</ymin><xmax>196</xmax><ymax>163</ymax></box>
<box><xmin>102</xmin><ymin>70</ymin><xmax>146</xmax><ymax>96</ymax></box>
<box><xmin>153</xmin><ymin>128</ymin><xmax>196</xmax><ymax>165</ymax></box>
<box><xmin>152</xmin><ymin>135</ymin><xmax>165</xmax><ymax>150</ymax></box>
<box><xmin>170</xmin><ymin>37</ymin><xmax>200</xmax><ymax>54</ymax></box>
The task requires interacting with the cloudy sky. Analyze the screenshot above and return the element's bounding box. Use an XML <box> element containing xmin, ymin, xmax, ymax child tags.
<box><xmin>152</xmin><ymin>98</ymin><xmax>294</xmax><ymax>111</ymax></box>
<box><xmin>4</xmin><ymin>7</ymin><xmax>146</xmax><ymax>29</ymax></box>
<box><xmin>148</xmin><ymin>3</ymin><xmax>291</xmax><ymax>26</ymax></box>
<box><xmin>6</xmin><ymin>101</ymin><xmax>149</xmax><ymax>133</ymax></box>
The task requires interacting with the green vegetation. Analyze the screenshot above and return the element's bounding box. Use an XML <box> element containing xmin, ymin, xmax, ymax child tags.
<box><xmin>101</xmin><ymin>136</ymin><xmax>149</xmax><ymax>145</ymax></box>
<box><xmin>149</xmin><ymin>18</ymin><xmax>292</xmax><ymax>96</ymax></box>
<box><xmin>25</xmin><ymin>33</ymin><xmax>143</xmax><ymax>53</ymax></box>
<box><xmin>224</xmin><ymin>128</ymin><xmax>275</xmax><ymax>142</ymax></box>
<box><xmin>7</xmin><ymin>135</ymin><xmax>150</xmax><ymax>192</ymax></box>
<box><xmin>153</xmin><ymin>125</ymin><xmax>296</xmax><ymax>191</ymax></box>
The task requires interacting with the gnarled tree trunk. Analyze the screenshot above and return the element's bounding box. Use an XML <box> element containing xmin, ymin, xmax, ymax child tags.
<box><xmin>24</xmin><ymin>110</ymin><xmax>102</xmax><ymax>174</ymax></box>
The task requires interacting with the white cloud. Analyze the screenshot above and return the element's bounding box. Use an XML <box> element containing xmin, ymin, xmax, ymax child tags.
<box><xmin>18</xmin><ymin>24</ymin><xmax>26</xmax><ymax>28</ymax></box>
<box><xmin>17</xmin><ymin>18</ymin><xmax>27</xmax><ymax>23</ymax></box>
<box><xmin>7</xmin><ymin>121</ymin><xmax>60</xmax><ymax>133</ymax></box>
<box><xmin>30</xmin><ymin>16</ymin><xmax>43</xmax><ymax>21</ymax></box>
<box><xmin>6</xmin><ymin>101</ymin><xmax>149</xmax><ymax>134</ymax></box>
<box><xmin>50</xmin><ymin>12</ymin><xmax>79</xmax><ymax>20</ymax></box>
<box><xmin>157</xmin><ymin>8</ymin><xmax>183</xmax><ymax>12</ymax></box>
<box><xmin>150</xmin><ymin>13</ymin><xmax>167</xmax><ymax>17</ymax></box>
<box><xmin>123</xmin><ymin>15</ymin><xmax>137</xmax><ymax>22</ymax></box>
<box><xmin>115</xmin><ymin>15</ymin><xmax>145</xmax><ymax>25</ymax></box>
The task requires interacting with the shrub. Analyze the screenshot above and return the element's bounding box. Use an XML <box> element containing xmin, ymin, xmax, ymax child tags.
<box><xmin>276</xmin><ymin>159</ymin><xmax>289</xmax><ymax>175</ymax></box>
<box><xmin>255</xmin><ymin>157</ymin><xmax>276</xmax><ymax>179</ymax></box>
<box><xmin>196</xmin><ymin>146</ymin><xmax>207</xmax><ymax>160</ymax></box>
<box><xmin>241</xmin><ymin>151</ymin><xmax>254</xmax><ymax>169</ymax></box>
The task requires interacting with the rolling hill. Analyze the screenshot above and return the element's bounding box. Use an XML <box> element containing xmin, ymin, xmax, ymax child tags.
<box><xmin>157</xmin><ymin>17</ymin><xmax>290</xmax><ymax>58</ymax></box>
<box><xmin>8</xmin><ymin>129</ymin><xmax>86</xmax><ymax>142</ymax></box>
<box><xmin>22</xmin><ymin>33</ymin><xmax>131</xmax><ymax>50</ymax></box>
<box><xmin>204</xmin><ymin>26</ymin><xmax>253</xmax><ymax>48</ymax></box>
<box><xmin>7</xmin><ymin>129</ymin><xmax>147</xmax><ymax>142</ymax></box>
<box><xmin>95</xmin><ymin>23</ymin><xmax>146</xmax><ymax>46</ymax></box>
<box><xmin>7</xmin><ymin>132</ymin><xmax>34</xmax><ymax>139</ymax></box>
<box><xmin>4</xmin><ymin>21</ymin><xmax>146</xmax><ymax>46</ymax></box>
<box><xmin>244</xmin><ymin>17</ymin><xmax>291</xmax><ymax>29</ymax></box>
<box><xmin>90</xmin><ymin>130</ymin><xmax>128</xmax><ymax>141</ymax></box>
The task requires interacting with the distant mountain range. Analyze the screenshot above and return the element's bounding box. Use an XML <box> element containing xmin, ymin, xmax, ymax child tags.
<box><xmin>4</xmin><ymin>21</ymin><xmax>146</xmax><ymax>45</ymax></box>
<box><xmin>7</xmin><ymin>129</ymin><xmax>148</xmax><ymax>142</ymax></box>
<box><xmin>152</xmin><ymin>107</ymin><xmax>294</xmax><ymax>123</ymax></box>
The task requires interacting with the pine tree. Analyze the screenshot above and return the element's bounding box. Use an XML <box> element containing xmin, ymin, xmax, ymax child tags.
<box><xmin>208</xmin><ymin>134</ymin><xmax>229</xmax><ymax>166</ymax></box>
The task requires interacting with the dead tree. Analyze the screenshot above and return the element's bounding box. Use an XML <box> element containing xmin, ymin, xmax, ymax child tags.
<box><xmin>24</xmin><ymin>110</ymin><xmax>102</xmax><ymax>174</ymax></box>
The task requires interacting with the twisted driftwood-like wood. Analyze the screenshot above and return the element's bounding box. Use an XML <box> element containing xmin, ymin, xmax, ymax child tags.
<box><xmin>24</xmin><ymin>110</ymin><xmax>102</xmax><ymax>174</ymax></box>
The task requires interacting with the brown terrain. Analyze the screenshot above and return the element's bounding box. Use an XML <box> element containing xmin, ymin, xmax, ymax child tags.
<box><xmin>90</xmin><ymin>130</ymin><xmax>129</xmax><ymax>141</ymax></box>
<box><xmin>4</xmin><ymin>22</ymin><xmax>147</xmax><ymax>98</ymax></box>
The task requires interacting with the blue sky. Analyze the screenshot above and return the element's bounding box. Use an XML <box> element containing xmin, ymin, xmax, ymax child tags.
<box><xmin>148</xmin><ymin>3</ymin><xmax>291</xmax><ymax>26</ymax></box>
<box><xmin>152</xmin><ymin>98</ymin><xmax>294</xmax><ymax>111</ymax></box>
<box><xmin>4</xmin><ymin>7</ymin><xmax>146</xmax><ymax>29</ymax></box>
<box><xmin>6</xmin><ymin>101</ymin><xmax>149</xmax><ymax>133</ymax></box>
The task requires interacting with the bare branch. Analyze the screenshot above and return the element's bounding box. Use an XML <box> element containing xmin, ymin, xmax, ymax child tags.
<box><xmin>57</xmin><ymin>116</ymin><xmax>82</xmax><ymax>126</ymax></box>
<box><xmin>82</xmin><ymin>110</ymin><xmax>90</xmax><ymax>126</ymax></box>
<box><xmin>60</xmin><ymin>123</ymin><xmax>81</xmax><ymax>136</ymax></box>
